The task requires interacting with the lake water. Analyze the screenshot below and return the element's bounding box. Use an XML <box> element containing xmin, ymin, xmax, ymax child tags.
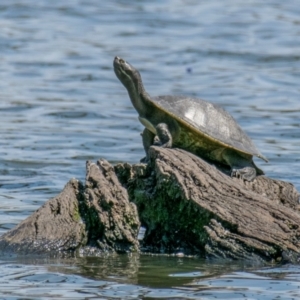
<box><xmin>0</xmin><ymin>0</ymin><xmax>300</xmax><ymax>298</ymax></box>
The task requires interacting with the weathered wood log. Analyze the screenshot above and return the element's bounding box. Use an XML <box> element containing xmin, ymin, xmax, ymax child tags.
<box><xmin>0</xmin><ymin>145</ymin><xmax>299</xmax><ymax>263</ymax></box>
<box><xmin>0</xmin><ymin>179</ymin><xmax>87</xmax><ymax>254</ymax></box>
<box><xmin>0</xmin><ymin>160</ymin><xmax>140</xmax><ymax>255</ymax></box>
<box><xmin>83</xmin><ymin>160</ymin><xmax>140</xmax><ymax>253</ymax></box>
<box><xmin>115</xmin><ymin>147</ymin><xmax>300</xmax><ymax>262</ymax></box>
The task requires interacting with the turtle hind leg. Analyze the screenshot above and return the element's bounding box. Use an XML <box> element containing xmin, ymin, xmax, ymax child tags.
<box><xmin>221</xmin><ymin>148</ymin><xmax>257</xmax><ymax>182</ymax></box>
<box><xmin>231</xmin><ymin>167</ymin><xmax>256</xmax><ymax>181</ymax></box>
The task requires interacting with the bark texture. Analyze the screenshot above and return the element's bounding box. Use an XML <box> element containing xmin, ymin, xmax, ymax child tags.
<box><xmin>0</xmin><ymin>146</ymin><xmax>299</xmax><ymax>263</ymax></box>
<box><xmin>0</xmin><ymin>161</ymin><xmax>140</xmax><ymax>255</ymax></box>
<box><xmin>83</xmin><ymin>160</ymin><xmax>140</xmax><ymax>253</ymax></box>
<box><xmin>115</xmin><ymin>147</ymin><xmax>300</xmax><ymax>262</ymax></box>
<box><xmin>0</xmin><ymin>179</ymin><xmax>87</xmax><ymax>254</ymax></box>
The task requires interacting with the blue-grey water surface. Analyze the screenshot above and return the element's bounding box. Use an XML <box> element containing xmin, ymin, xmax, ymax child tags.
<box><xmin>1</xmin><ymin>0</ymin><xmax>300</xmax><ymax>298</ymax></box>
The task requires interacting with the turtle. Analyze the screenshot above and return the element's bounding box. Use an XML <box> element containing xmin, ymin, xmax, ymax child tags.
<box><xmin>113</xmin><ymin>56</ymin><xmax>268</xmax><ymax>181</ymax></box>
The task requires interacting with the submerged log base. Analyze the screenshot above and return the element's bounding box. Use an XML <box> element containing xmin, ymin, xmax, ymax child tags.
<box><xmin>0</xmin><ymin>179</ymin><xmax>87</xmax><ymax>254</ymax></box>
<box><xmin>115</xmin><ymin>146</ymin><xmax>300</xmax><ymax>262</ymax></box>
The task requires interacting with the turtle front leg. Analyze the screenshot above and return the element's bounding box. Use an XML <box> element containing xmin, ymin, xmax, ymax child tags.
<box><xmin>140</xmin><ymin>124</ymin><xmax>173</xmax><ymax>163</ymax></box>
<box><xmin>141</xmin><ymin>128</ymin><xmax>155</xmax><ymax>162</ymax></box>
<box><xmin>154</xmin><ymin>123</ymin><xmax>173</xmax><ymax>148</ymax></box>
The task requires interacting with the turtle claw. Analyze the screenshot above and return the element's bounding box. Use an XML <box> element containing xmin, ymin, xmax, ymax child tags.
<box><xmin>153</xmin><ymin>138</ymin><xmax>172</xmax><ymax>148</ymax></box>
<box><xmin>153</xmin><ymin>136</ymin><xmax>161</xmax><ymax>146</ymax></box>
<box><xmin>231</xmin><ymin>167</ymin><xmax>256</xmax><ymax>182</ymax></box>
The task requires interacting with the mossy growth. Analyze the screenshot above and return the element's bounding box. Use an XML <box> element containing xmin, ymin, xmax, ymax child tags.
<box><xmin>72</xmin><ymin>204</ymin><xmax>81</xmax><ymax>222</ymax></box>
<box><xmin>124</xmin><ymin>166</ymin><xmax>214</xmax><ymax>255</ymax></box>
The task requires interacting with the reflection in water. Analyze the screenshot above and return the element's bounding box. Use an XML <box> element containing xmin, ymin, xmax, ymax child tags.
<box><xmin>0</xmin><ymin>254</ymin><xmax>300</xmax><ymax>299</ymax></box>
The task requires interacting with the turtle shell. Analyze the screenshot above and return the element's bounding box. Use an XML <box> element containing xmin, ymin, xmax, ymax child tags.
<box><xmin>151</xmin><ymin>95</ymin><xmax>267</xmax><ymax>162</ymax></box>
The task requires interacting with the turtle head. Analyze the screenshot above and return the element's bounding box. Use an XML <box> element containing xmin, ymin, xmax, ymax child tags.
<box><xmin>114</xmin><ymin>56</ymin><xmax>143</xmax><ymax>89</ymax></box>
<box><xmin>114</xmin><ymin>57</ymin><xmax>147</xmax><ymax>113</ymax></box>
